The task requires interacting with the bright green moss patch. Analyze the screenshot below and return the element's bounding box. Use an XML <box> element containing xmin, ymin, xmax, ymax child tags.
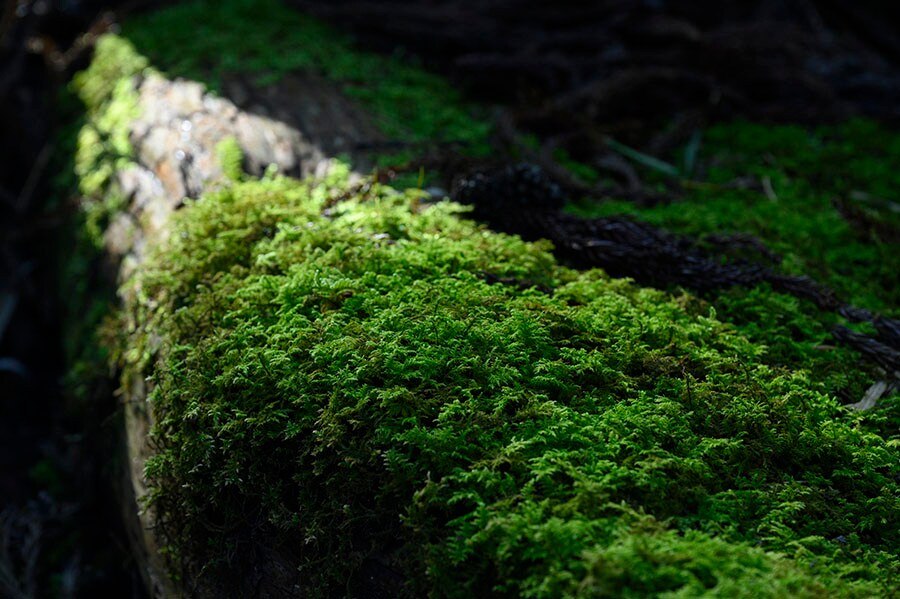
<box><xmin>72</xmin><ymin>34</ymin><xmax>149</xmax><ymax>112</ymax></box>
<box><xmin>120</xmin><ymin>172</ymin><xmax>900</xmax><ymax>596</ymax></box>
<box><xmin>215</xmin><ymin>136</ymin><xmax>244</xmax><ymax>183</ymax></box>
<box><xmin>70</xmin><ymin>6</ymin><xmax>900</xmax><ymax>595</ymax></box>
<box><xmin>119</xmin><ymin>0</ymin><xmax>492</xmax><ymax>157</ymax></box>
<box><xmin>70</xmin><ymin>35</ymin><xmax>151</xmax><ymax>244</ymax></box>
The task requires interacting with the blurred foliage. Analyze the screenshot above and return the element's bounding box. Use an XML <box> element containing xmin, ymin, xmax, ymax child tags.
<box><xmin>570</xmin><ymin>120</ymin><xmax>900</xmax><ymax>314</ymax></box>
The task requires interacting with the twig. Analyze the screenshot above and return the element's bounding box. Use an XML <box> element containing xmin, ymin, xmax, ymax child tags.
<box><xmin>593</xmin><ymin>153</ymin><xmax>640</xmax><ymax>190</ymax></box>
<box><xmin>493</xmin><ymin>108</ymin><xmax>596</xmax><ymax>197</ymax></box>
<box><xmin>682</xmin><ymin>129</ymin><xmax>702</xmax><ymax>178</ymax></box>
<box><xmin>761</xmin><ymin>176</ymin><xmax>778</xmax><ymax>201</ymax></box>
<box><xmin>849</xmin><ymin>380</ymin><xmax>893</xmax><ymax>411</ymax></box>
<box><xmin>832</xmin><ymin>325</ymin><xmax>900</xmax><ymax>379</ymax></box>
<box><xmin>603</xmin><ymin>135</ymin><xmax>680</xmax><ymax>178</ymax></box>
<box><xmin>0</xmin><ymin>292</ymin><xmax>16</xmax><ymax>345</ymax></box>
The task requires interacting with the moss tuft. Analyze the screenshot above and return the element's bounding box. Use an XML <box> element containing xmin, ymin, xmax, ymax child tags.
<box><xmin>72</xmin><ymin>34</ymin><xmax>150</xmax><ymax>112</ymax></box>
<box><xmin>215</xmin><ymin>136</ymin><xmax>245</xmax><ymax>182</ymax></box>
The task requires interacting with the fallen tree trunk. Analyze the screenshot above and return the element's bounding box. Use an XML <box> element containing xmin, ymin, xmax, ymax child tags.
<box><xmin>70</xmin><ymin>22</ymin><xmax>900</xmax><ymax>599</ymax></box>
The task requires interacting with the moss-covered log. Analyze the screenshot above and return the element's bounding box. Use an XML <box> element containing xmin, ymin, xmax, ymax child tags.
<box><xmin>67</xmin><ymin>2</ymin><xmax>900</xmax><ymax>597</ymax></box>
<box><xmin>119</xmin><ymin>171</ymin><xmax>899</xmax><ymax>597</ymax></box>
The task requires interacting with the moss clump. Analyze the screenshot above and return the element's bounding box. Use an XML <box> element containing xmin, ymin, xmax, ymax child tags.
<box><xmin>215</xmin><ymin>136</ymin><xmax>245</xmax><ymax>183</ymax></box>
<box><xmin>72</xmin><ymin>34</ymin><xmax>149</xmax><ymax>112</ymax></box>
<box><xmin>119</xmin><ymin>170</ymin><xmax>899</xmax><ymax>596</ymax></box>
<box><xmin>57</xmin><ymin>36</ymin><xmax>149</xmax><ymax>404</ymax></box>
<box><xmin>68</xmin><ymin>5</ymin><xmax>899</xmax><ymax>596</ymax></box>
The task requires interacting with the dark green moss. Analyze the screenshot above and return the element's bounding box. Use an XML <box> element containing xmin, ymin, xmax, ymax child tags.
<box><xmin>568</xmin><ymin>120</ymin><xmax>900</xmax><ymax>424</ymax></box>
<box><xmin>570</xmin><ymin>120</ymin><xmax>900</xmax><ymax>315</ymax></box>
<box><xmin>54</xmin><ymin>77</ymin><xmax>119</xmax><ymax>406</ymax></box>
<box><xmin>119</xmin><ymin>0</ymin><xmax>492</xmax><ymax>159</ymax></box>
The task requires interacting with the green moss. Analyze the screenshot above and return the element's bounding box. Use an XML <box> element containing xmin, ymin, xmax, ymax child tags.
<box><xmin>570</xmin><ymin>120</ymin><xmax>900</xmax><ymax>315</ymax></box>
<box><xmin>72</xmin><ymin>34</ymin><xmax>149</xmax><ymax>112</ymax></box>
<box><xmin>114</xmin><ymin>169</ymin><xmax>900</xmax><ymax>596</ymax></box>
<box><xmin>53</xmin><ymin>77</ymin><xmax>119</xmax><ymax>407</ymax></box>
<box><xmin>119</xmin><ymin>0</ymin><xmax>492</xmax><ymax>159</ymax></box>
<box><xmin>70</xmin><ymin>35</ymin><xmax>150</xmax><ymax>245</ymax></box>
<box><xmin>215</xmin><ymin>136</ymin><xmax>245</xmax><ymax>182</ymax></box>
<box><xmin>568</xmin><ymin>120</ymin><xmax>900</xmax><ymax>418</ymax></box>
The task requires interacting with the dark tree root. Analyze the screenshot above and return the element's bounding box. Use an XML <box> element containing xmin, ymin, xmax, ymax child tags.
<box><xmin>832</xmin><ymin>326</ymin><xmax>900</xmax><ymax>379</ymax></box>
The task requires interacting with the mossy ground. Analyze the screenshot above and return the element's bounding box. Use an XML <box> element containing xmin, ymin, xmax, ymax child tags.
<box><xmin>569</xmin><ymin>120</ymin><xmax>900</xmax><ymax>315</ymax></box>
<box><xmin>68</xmin><ymin>1</ymin><xmax>900</xmax><ymax>596</ymax></box>
<box><xmin>567</xmin><ymin>120</ymin><xmax>900</xmax><ymax>422</ymax></box>
<box><xmin>119</xmin><ymin>0</ymin><xmax>492</xmax><ymax>163</ymax></box>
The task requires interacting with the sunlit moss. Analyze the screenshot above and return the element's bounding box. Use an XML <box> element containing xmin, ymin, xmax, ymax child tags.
<box><xmin>72</xmin><ymin>34</ymin><xmax>150</xmax><ymax>111</ymax></box>
<box><xmin>115</xmin><ymin>170</ymin><xmax>900</xmax><ymax>596</ymax></box>
<box><xmin>215</xmin><ymin>136</ymin><xmax>245</xmax><ymax>183</ymax></box>
<box><xmin>70</xmin><ymin>35</ymin><xmax>149</xmax><ymax>244</ymax></box>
